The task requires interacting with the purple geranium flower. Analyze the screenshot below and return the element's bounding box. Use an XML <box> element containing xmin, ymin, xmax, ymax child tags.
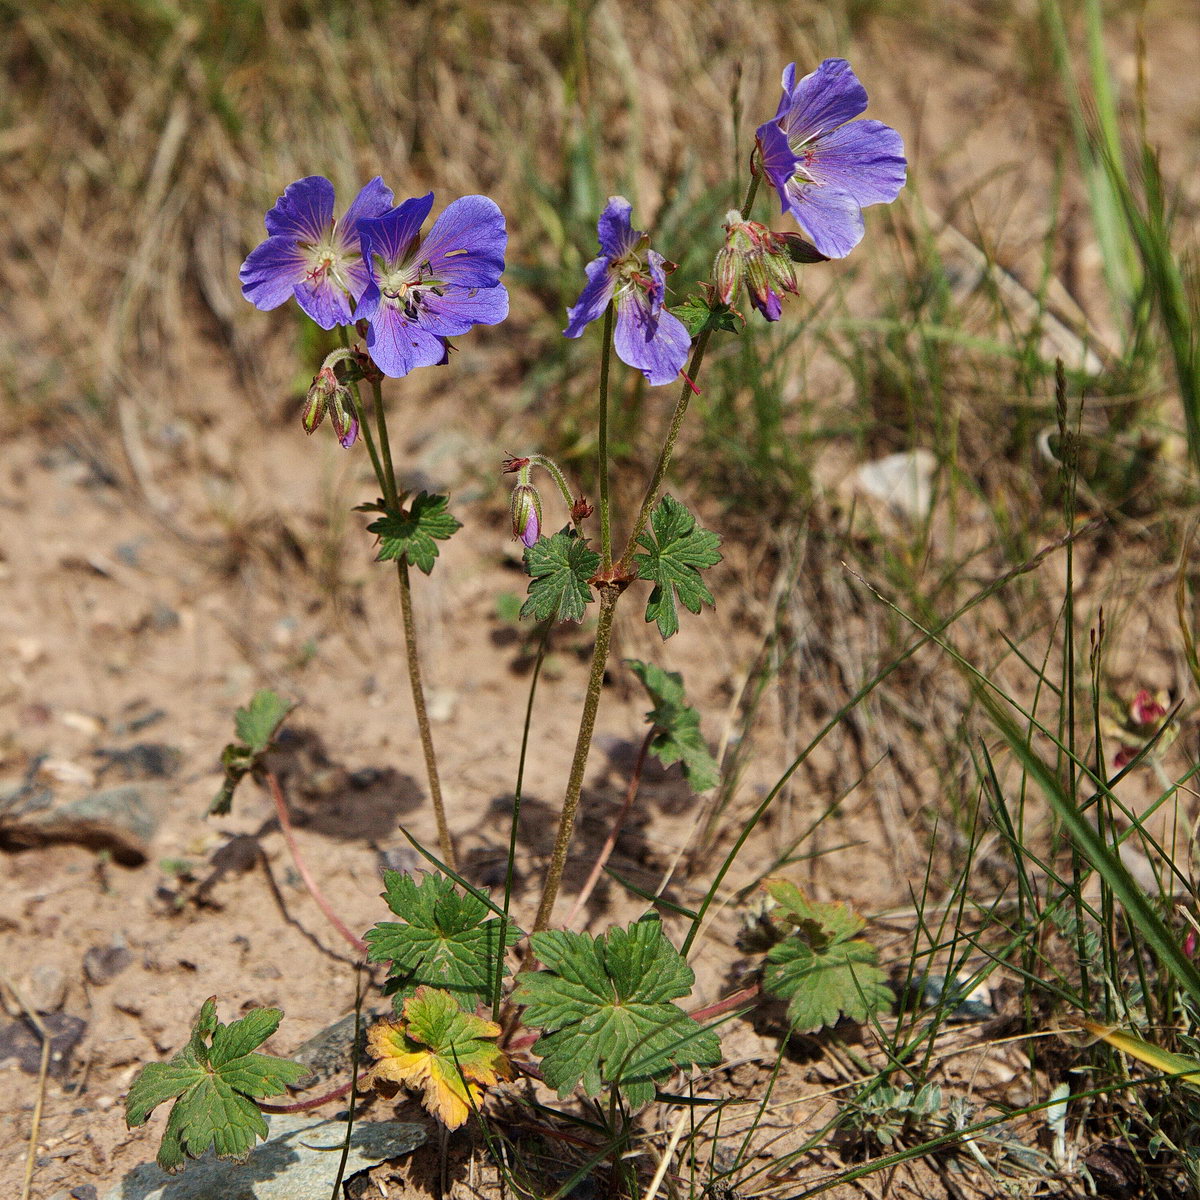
<box><xmin>564</xmin><ymin>197</ymin><xmax>691</xmax><ymax>387</ymax></box>
<box><xmin>240</xmin><ymin>175</ymin><xmax>394</xmax><ymax>329</ymax></box>
<box><xmin>755</xmin><ymin>59</ymin><xmax>906</xmax><ymax>259</ymax></box>
<box><xmin>353</xmin><ymin>193</ymin><xmax>508</xmax><ymax>378</ymax></box>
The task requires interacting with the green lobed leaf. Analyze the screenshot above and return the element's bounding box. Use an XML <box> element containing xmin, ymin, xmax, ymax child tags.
<box><xmin>671</xmin><ymin>293</ymin><xmax>742</xmax><ymax>337</ymax></box>
<box><xmin>367</xmin><ymin>492</ymin><xmax>462</xmax><ymax>574</ymax></box>
<box><xmin>513</xmin><ymin>919</ymin><xmax>721</xmax><ymax>1110</ymax></box>
<box><xmin>233</xmin><ymin>690</ymin><xmax>292</xmax><ymax>754</ymax></box>
<box><xmin>520</xmin><ymin>528</ymin><xmax>601</xmax><ymax>623</ymax></box>
<box><xmin>626</xmin><ymin>659</ymin><xmax>719</xmax><ymax>792</ymax></box>
<box><xmin>209</xmin><ymin>694</ymin><xmax>293</xmax><ymax>816</ymax></box>
<box><xmin>633</xmin><ymin>495</ymin><xmax>721</xmax><ymax>639</ymax></box>
<box><xmin>755</xmin><ymin>881</ymin><xmax>892</xmax><ymax>1033</ymax></box>
<box><xmin>124</xmin><ymin>998</ymin><xmax>306</xmax><ymax>1172</ymax></box>
<box><xmin>365</xmin><ymin>871</ymin><xmax>521</xmax><ymax>1011</ymax></box>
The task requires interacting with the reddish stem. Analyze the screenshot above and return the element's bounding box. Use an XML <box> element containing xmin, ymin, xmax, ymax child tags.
<box><xmin>688</xmin><ymin>983</ymin><xmax>761</xmax><ymax>1022</ymax></box>
<box><xmin>563</xmin><ymin>729</ymin><xmax>654</xmax><ymax>928</ymax></box>
<box><xmin>265</xmin><ymin>770</ymin><xmax>368</xmax><ymax>956</ymax></box>
<box><xmin>258</xmin><ymin>1080</ymin><xmax>354</xmax><ymax>1114</ymax></box>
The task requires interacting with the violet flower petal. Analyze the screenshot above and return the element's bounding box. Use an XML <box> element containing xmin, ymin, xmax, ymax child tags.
<box><xmin>418</xmin><ymin>285</ymin><xmax>510</xmax><ymax>336</ymax></box>
<box><xmin>782</xmin><ymin>180</ymin><xmax>865</xmax><ymax>259</ymax></box>
<box><xmin>520</xmin><ymin>509</ymin><xmax>539</xmax><ymax>548</ymax></box>
<box><xmin>339</xmin><ymin>177</ymin><xmax>395</xmax><ymax>238</ymax></box>
<box><xmin>564</xmin><ymin>256</ymin><xmax>616</xmax><ymax>338</ymax></box>
<box><xmin>365</xmin><ymin>304</ymin><xmax>448</xmax><ymax>378</ymax></box>
<box><xmin>419</xmin><ymin>195</ymin><xmax>507</xmax><ymax>287</ymax></box>
<box><xmin>359</xmin><ymin>194</ymin><xmax>435</xmax><ymax>267</ymax></box>
<box><xmin>804</xmin><ymin>119</ymin><xmax>907</xmax><ymax>208</ymax></box>
<box><xmin>614</xmin><ymin>291</ymin><xmax>690</xmax><ymax>386</ymax></box>
<box><xmin>645</xmin><ymin>249</ymin><xmax>668</xmax><ymax>316</ymax></box>
<box><xmin>263</xmin><ymin>175</ymin><xmax>335</xmax><ymax>241</ymax></box>
<box><xmin>294</xmin><ymin>275</ymin><xmax>354</xmax><ymax>330</ymax></box>
<box><xmin>597</xmin><ymin>196</ymin><xmax>639</xmax><ymax>258</ymax></box>
<box><xmin>756</xmin><ymin>120</ymin><xmax>800</xmax><ymax>209</ymax></box>
<box><xmin>750</xmin><ymin>288</ymin><xmax>783</xmax><ymax>322</ymax></box>
<box><xmin>778</xmin><ymin>59</ymin><xmax>869</xmax><ymax>143</ymax></box>
<box><xmin>239</xmin><ymin>235</ymin><xmax>309</xmax><ymax>310</ymax></box>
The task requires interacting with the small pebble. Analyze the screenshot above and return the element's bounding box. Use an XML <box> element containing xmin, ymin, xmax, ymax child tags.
<box><xmin>24</xmin><ymin>963</ymin><xmax>67</xmax><ymax>1013</ymax></box>
<box><xmin>83</xmin><ymin>944</ymin><xmax>132</xmax><ymax>986</ymax></box>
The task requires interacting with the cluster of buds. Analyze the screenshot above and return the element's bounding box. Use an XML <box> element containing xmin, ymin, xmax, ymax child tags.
<box><xmin>302</xmin><ymin>350</ymin><xmax>362</xmax><ymax>448</ymax></box>
<box><xmin>713</xmin><ymin>212</ymin><xmax>826</xmax><ymax>322</ymax></box>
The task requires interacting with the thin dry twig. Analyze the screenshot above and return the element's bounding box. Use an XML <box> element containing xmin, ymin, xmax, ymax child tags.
<box><xmin>265</xmin><ymin>769</ymin><xmax>368</xmax><ymax>957</ymax></box>
<box><xmin>0</xmin><ymin>969</ymin><xmax>53</xmax><ymax>1200</ymax></box>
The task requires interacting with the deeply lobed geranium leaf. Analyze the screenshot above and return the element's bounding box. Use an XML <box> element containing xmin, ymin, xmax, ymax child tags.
<box><xmin>671</xmin><ymin>293</ymin><xmax>742</xmax><ymax>337</ymax></box>
<box><xmin>125</xmin><ymin>998</ymin><xmax>306</xmax><ymax>1172</ymax></box>
<box><xmin>633</xmin><ymin>495</ymin><xmax>721</xmax><ymax>639</ymax></box>
<box><xmin>627</xmin><ymin>659</ymin><xmax>719</xmax><ymax>792</ymax></box>
<box><xmin>233</xmin><ymin>690</ymin><xmax>292</xmax><ymax>755</ymax></box>
<box><xmin>757</xmin><ymin>880</ymin><xmax>892</xmax><ymax>1033</ymax></box>
<box><xmin>520</xmin><ymin>528</ymin><xmax>601</xmax><ymax>623</ymax></box>
<box><xmin>513</xmin><ymin>919</ymin><xmax>721</xmax><ymax>1110</ymax></box>
<box><xmin>365</xmin><ymin>871</ymin><xmax>520</xmax><ymax>1011</ymax></box>
<box><xmin>364</xmin><ymin>987</ymin><xmax>511</xmax><ymax>1129</ymax></box>
<box><xmin>368</xmin><ymin>492</ymin><xmax>461</xmax><ymax>574</ymax></box>
<box><xmin>210</xmin><ymin>690</ymin><xmax>293</xmax><ymax>816</ymax></box>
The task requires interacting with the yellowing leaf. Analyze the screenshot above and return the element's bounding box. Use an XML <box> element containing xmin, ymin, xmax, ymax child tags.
<box><xmin>1080</xmin><ymin>1019</ymin><xmax>1200</xmax><ymax>1091</ymax></box>
<box><xmin>364</xmin><ymin>987</ymin><xmax>510</xmax><ymax>1129</ymax></box>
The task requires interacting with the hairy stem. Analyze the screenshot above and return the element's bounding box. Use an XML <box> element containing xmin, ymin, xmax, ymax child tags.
<box><xmin>266</xmin><ymin>770</ymin><xmax>368</xmax><ymax>956</ymax></box>
<box><xmin>597</xmin><ymin>301</ymin><xmax>615</xmax><ymax>571</ymax></box>
<box><xmin>532</xmin><ymin>585</ymin><xmax>619</xmax><ymax>931</ymax></box>
<box><xmin>366</xmin><ymin>371</ymin><xmax>455</xmax><ymax>871</ymax></box>
<box><xmin>616</xmin><ymin>328</ymin><xmax>714</xmax><ymax>573</ymax></box>
<box><xmin>617</xmin><ymin>171</ymin><xmax>760</xmax><ymax>572</ymax></box>
<box><xmin>395</xmin><ymin>556</ymin><xmax>456</xmax><ymax>870</ymax></box>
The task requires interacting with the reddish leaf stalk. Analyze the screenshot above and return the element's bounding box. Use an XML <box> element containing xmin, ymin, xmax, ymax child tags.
<box><xmin>258</xmin><ymin>1080</ymin><xmax>354</xmax><ymax>1113</ymax></box>
<box><xmin>265</xmin><ymin>770</ymin><xmax>368</xmax><ymax>956</ymax></box>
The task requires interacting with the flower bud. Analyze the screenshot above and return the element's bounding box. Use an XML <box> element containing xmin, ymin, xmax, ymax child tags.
<box><xmin>328</xmin><ymin>387</ymin><xmax>359</xmax><ymax>449</ymax></box>
<box><xmin>510</xmin><ymin>483</ymin><xmax>542</xmax><ymax>548</ymax></box>
<box><xmin>303</xmin><ymin>366</ymin><xmax>337</xmax><ymax>435</ymax></box>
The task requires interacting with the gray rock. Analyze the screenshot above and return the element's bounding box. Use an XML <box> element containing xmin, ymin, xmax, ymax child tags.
<box><xmin>96</xmin><ymin>744</ymin><xmax>182</xmax><ymax>781</ymax></box>
<box><xmin>0</xmin><ymin>784</ymin><xmax>165</xmax><ymax>865</ymax></box>
<box><xmin>84</xmin><ymin>944</ymin><xmax>133</xmax><ymax>986</ymax></box>
<box><xmin>25</xmin><ymin>963</ymin><xmax>68</xmax><ymax>1012</ymax></box>
<box><xmin>288</xmin><ymin>1010</ymin><xmax>389</xmax><ymax>1092</ymax></box>
<box><xmin>0</xmin><ymin>1013</ymin><xmax>86</xmax><ymax>1077</ymax></box>
<box><xmin>102</xmin><ymin>1112</ymin><xmax>426</xmax><ymax>1199</ymax></box>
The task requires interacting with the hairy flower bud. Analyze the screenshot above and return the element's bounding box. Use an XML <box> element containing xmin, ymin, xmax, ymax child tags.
<box><xmin>510</xmin><ymin>483</ymin><xmax>542</xmax><ymax>548</ymax></box>
<box><xmin>303</xmin><ymin>366</ymin><xmax>338</xmax><ymax>434</ymax></box>
<box><xmin>328</xmin><ymin>386</ymin><xmax>359</xmax><ymax>449</ymax></box>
